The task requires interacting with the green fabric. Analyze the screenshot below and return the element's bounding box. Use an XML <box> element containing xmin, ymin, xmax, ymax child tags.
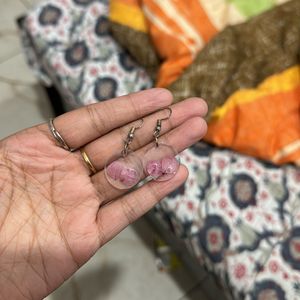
<box><xmin>229</xmin><ymin>0</ymin><xmax>276</xmax><ymax>17</ymax></box>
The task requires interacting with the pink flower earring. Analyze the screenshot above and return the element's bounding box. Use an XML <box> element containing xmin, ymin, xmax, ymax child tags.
<box><xmin>143</xmin><ymin>108</ymin><xmax>180</xmax><ymax>181</ymax></box>
<box><xmin>105</xmin><ymin>120</ymin><xmax>144</xmax><ymax>189</ymax></box>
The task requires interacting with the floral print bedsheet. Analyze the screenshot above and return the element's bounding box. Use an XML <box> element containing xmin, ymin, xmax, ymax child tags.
<box><xmin>158</xmin><ymin>142</ymin><xmax>300</xmax><ymax>299</ymax></box>
<box><xmin>20</xmin><ymin>0</ymin><xmax>152</xmax><ymax>108</ymax></box>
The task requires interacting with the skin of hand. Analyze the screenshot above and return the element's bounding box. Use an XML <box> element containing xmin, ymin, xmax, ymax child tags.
<box><xmin>0</xmin><ymin>88</ymin><xmax>207</xmax><ymax>300</ymax></box>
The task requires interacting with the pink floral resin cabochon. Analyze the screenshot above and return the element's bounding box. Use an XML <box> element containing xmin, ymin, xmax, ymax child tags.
<box><xmin>105</xmin><ymin>154</ymin><xmax>142</xmax><ymax>189</ymax></box>
<box><xmin>144</xmin><ymin>144</ymin><xmax>180</xmax><ymax>181</ymax></box>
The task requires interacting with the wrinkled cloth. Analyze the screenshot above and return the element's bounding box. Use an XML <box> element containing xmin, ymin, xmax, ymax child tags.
<box><xmin>158</xmin><ymin>143</ymin><xmax>300</xmax><ymax>299</ymax></box>
<box><xmin>20</xmin><ymin>0</ymin><xmax>152</xmax><ymax>109</ymax></box>
<box><xmin>109</xmin><ymin>0</ymin><xmax>288</xmax><ymax>87</ymax></box>
<box><xmin>177</xmin><ymin>1</ymin><xmax>300</xmax><ymax>165</ymax></box>
<box><xmin>109</xmin><ymin>21</ymin><xmax>160</xmax><ymax>81</ymax></box>
<box><xmin>109</xmin><ymin>0</ymin><xmax>300</xmax><ymax>165</ymax></box>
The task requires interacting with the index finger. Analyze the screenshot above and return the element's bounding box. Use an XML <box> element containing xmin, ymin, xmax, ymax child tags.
<box><xmin>42</xmin><ymin>88</ymin><xmax>173</xmax><ymax>150</ymax></box>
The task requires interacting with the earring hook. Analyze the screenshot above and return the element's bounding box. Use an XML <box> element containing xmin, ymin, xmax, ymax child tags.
<box><xmin>159</xmin><ymin>107</ymin><xmax>172</xmax><ymax>121</ymax></box>
<box><xmin>134</xmin><ymin>118</ymin><xmax>144</xmax><ymax>129</ymax></box>
<box><xmin>153</xmin><ymin>107</ymin><xmax>172</xmax><ymax>147</ymax></box>
<box><xmin>122</xmin><ymin>118</ymin><xmax>144</xmax><ymax>157</ymax></box>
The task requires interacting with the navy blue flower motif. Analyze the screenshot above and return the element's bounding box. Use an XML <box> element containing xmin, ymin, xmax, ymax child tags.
<box><xmin>282</xmin><ymin>227</ymin><xmax>300</xmax><ymax>270</ymax></box>
<box><xmin>119</xmin><ymin>52</ymin><xmax>136</xmax><ymax>72</ymax></box>
<box><xmin>229</xmin><ymin>173</ymin><xmax>257</xmax><ymax>209</ymax></box>
<box><xmin>73</xmin><ymin>0</ymin><xmax>95</xmax><ymax>6</ymax></box>
<box><xmin>65</xmin><ymin>41</ymin><xmax>89</xmax><ymax>67</ymax></box>
<box><xmin>95</xmin><ymin>16</ymin><xmax>109</xmax><ymax>37</ymax></box>
<box><xmin>251</xmin><ymin>280</ymin><xmax>286</xmax><ymax>300</ymax></box>
<box><xmin>198</xmin><ymin>215</ymin><xmax>230</xmax><ymax>263</ymax></box>
<box><xmin>94</xmin><ymin>77</ymin><xmax>117</xmax><ymax>101</ymax></box>
<box><xmin>38</xmin><ymin>5</ymin><xmax>62</xmax><ymax>26</ymax></box>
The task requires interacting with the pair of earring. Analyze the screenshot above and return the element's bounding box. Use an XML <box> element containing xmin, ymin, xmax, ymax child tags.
<box><xmin>105</xmin><ymin>108</ymin><xmax>180</xmax><ymax>190</ymax></box>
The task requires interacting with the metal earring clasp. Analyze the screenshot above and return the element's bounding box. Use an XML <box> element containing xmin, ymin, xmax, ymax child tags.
<box><xmin>143</xmin><ymin>106</ymin><xmax>179</xmax><ymax>181</ymax></box>
<box><xmin>122</xmin><ymin>119</ymin><xmax>144</xmax><ymax>157</ymax></box>
<box><xmin>105</xmin><ymin>118</ymin><xmax>144</xmax><ymax>189</ymax></box>
<box><xmin>153</xmin><ymin>107</ymin><xmax>172</xmax><ymax>147</ymax></box>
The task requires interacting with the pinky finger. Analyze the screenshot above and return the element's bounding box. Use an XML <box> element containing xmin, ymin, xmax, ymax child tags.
<box><xmin>96</xmin><ymin>165</ymin><xmax>188</xmax><ymax>245</ymax></box>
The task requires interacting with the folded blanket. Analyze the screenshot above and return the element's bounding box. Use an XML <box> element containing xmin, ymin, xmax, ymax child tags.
<box><xmin>162</xmin><ymin>143</ymin><xmax>300</xmax><ymax>299</ymax></box>
<box><xmin>110</xmin><ymin>0</ymin><xmax>288</xmax><ymax>87</ymax></box>
<box><xmin>109</xmin><ymin>0</ymin><xmax>300</xmax><ymax>165</ymax></box>
<box><xmin>171</xmin><ymin>0</ymin><xmax>300</xmax><ymax>165</ymax></box>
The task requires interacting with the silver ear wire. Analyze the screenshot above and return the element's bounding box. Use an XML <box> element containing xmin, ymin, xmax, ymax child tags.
<box><xmin>160</xmin><ymin>107</ymin><xmax>172</xmax><ymax>121</ymax></box>
<box><xmin>122</xmin><ymin>119</ymin><xmax>144</xmax><ymax>156</ymax></box>
<box><xmin>153</xmin><ymin>107</ymin><xmax>172</xmax><ymax>147</ymax></box>
<box><xmin>135</xmin><ymin>118</ymin><xmax>144</xmax><ymax>129</ymax></box>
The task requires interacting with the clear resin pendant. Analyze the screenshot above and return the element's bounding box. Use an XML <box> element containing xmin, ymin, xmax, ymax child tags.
<box><xmin>143</xmin><ymin>143</ymin><xmax>180</xmax><ymax>181</ymax></box>
<box><xmin>105</xmin><ymin>152</ymin><xmax>143</xmax><ymax>189</ymax></box>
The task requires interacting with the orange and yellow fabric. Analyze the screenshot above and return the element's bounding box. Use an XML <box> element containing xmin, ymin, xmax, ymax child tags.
<box><xmin>166</xmin><ymin>0</ymin><xmax>300</xmax><ymax>165</ymax></box>
<box><xmin>206</xmin><ymin>66</ymin><xmax>300</xmax><ymax>165</ymax></box>
<box><xmin>110</xmin><ymin>0</ymin><xmax>300</xmax><ymax>166</ymax></box>
<box><xmin>110</xmin><ymin>0</ymin><xmax>289</xmax><ymax>87</ymax></box>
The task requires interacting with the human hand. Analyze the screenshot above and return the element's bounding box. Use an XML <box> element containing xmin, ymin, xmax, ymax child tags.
<box><xmin>0</xmin><ymin>88</ymin><xmax>207</xmax><ymax>299</ymax></box>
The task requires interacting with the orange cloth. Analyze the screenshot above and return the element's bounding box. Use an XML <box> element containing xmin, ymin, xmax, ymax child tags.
<box><xmin>142</xmin><ymin>0</ymin><xmax>217</xmax><ymax>87</ymax></box>
<box><xmin>205</xmin><ymin>65</ymin><xmax>300</xmax><ymax>165</ymax></box>
<box><xmin>110</xmin><ymin>0</ymin><xmax>286</xmax><ymax>87</ymax></box>
<box><xmin>110</xmin><ymin>0</ymin><xmax>218</xmax><ymax>87</ymax></box>
<box><xmin>110</xmin><ymin>0</ymin><xmax>300</xmax><ymax>165</ymax></box>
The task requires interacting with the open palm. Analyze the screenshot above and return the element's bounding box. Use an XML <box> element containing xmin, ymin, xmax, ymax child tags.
<box><xmin>0</xmin><ymin>89</ymin><xmax>207</xmax><ymax>300</ymax></box>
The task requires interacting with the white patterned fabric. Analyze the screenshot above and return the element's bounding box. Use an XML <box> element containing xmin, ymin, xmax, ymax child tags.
<box><xmin>158</xmin><ymin>143</ymin><xmax>300</xmax><ymax>299</ymax></box>
<box><xmin>20</xmin><ymin>0</ymin><xmax>152</xmax><ymax>108</ymax></box>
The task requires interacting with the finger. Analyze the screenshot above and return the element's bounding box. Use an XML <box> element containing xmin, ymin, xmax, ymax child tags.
<box><xmin>96</xmin><ymin>165</ymin><xmax>188</xmax><ymax>245</ymax></box>
<box><xmin>81</xmin><ymin>97</ymin><xmax>207</xmax><ymax>171</ymax></box>
<box><xmin>39</xmin><ymin>88</ymin><xmax>173</xmax><ymax>150</ymax></box>
<box><xmin>92</xmin><ymin>116</ymin><xmax>207</xmax><ymax>203</ymax></box>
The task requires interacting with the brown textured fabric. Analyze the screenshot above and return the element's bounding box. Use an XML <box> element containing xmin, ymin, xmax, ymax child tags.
<box><xmin>110</xmin><ymin>1</ymin><xmax>300</xmax><ymax>118</ymax></box>
<box><xmin>169</xmin><ymin>0</ymin><xmax>300</xmax><ymax>117</ymax></box>
<box><xmin>109</xmin><ymin>21</ymin><xmax>160</xmax><ymax>80</ymax></box>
